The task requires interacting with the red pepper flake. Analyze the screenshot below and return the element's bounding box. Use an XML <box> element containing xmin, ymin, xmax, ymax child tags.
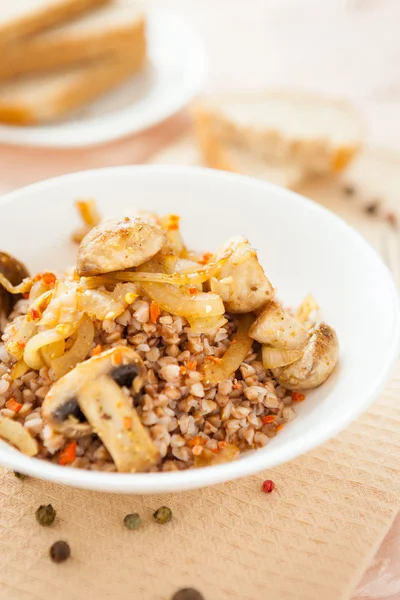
<box><xmin>218</xmin><ymin>441</ymin><xmax>227</xmax><ymax>449</ymax></box>
<box><xmin>59</xmin><ymin>441</ymin><xmax>77</xmax><ymax>465</ymax></box>
<box><xmin>188</xmin><ymin>436</ymin><xmax>206</xmax><ymax>448</ymax></box>
<box><xmin>188</xmin><ymin>287</ymin><xmax>197</xmax><ymax>295</ymax></box>
<box><xmin>262</xmin><ymin>479</ymin><xmax>275</xmax><ymax>493</ymax></box>
<box><xmin>17</xmin><ymin>342</ymin><xmax>26</xmax><ymax>350</ymax></box>
<box><xmin>124</xmin><ymin>417</ymin><xmax>133</xmax><ymax>430</ymax></box>
<box><xmin>42</xmin><ymin>272</ymin><xmax>56</xmax><ymax>287</ymax></box>
<box><xmin>262</xmin><ymin>415</ymin><xmax>276</xmax><ymax>424</ymax></box>
<box><xmin>27</xmin><ymin>308</ymin><xmax>40</xmax><ymax>322</ymax></box>
<box><xmin>150</xmin><ymin>301</ymin><xmax>161</xmax><ymax>323</ymax></box>
<box><xmin>6</xmin><ymin>398</ymin><xmax>22</xmax><ymax>413</ymax></box>
<box><xmin>91</xmin><ymin>344</ymin><xmax>102</xmax><ymax>357</ymax></box>
<box><xmin>292</xmin><ymin>392</ymin><xmax>305</xmax><ymax>402</ymax></box>
<box><xmin>199</xmin><ymin>252</ymin><xmax>213</xmax><ymax>265</ymax></box>
<box><xmin>23</xmin><ymin>293</ymin><xmax>30</xmax><ymax>299</ymax></box>
<box><xmin>187</xmin><ymin>436</ymin><xmax>199</xmax><ymax>447</ymax></box>
<box><xmin>276</xmin><ymin>424</ymin><xmax>284</xmax><ymax>432</ymax></box>
<box><xmin>112</xmin><ymin>349</ymin><xmax>123</xmax><ymax>366</ymax></box>
<box><xmin>231</xmin><ymin>339</ymin><xmax>237</xmax><ymax>345</ymax></box>
<box><xmin>211</xmin><ymin>448</ymin><xmax>219</xmax><ymax>454</ymax></box>
<box><xmin>232</xmin><ymin>381</ymin><xmax>243</xmax><ymax>390</ymax></box>
<box><xmin>185</xmin><ymin>360</ymin><xmax>197</xmax><ymax>370</ymax></box>
<box><xmin>205</xmin><ymin>356</ymin><xmax>221</xmax><ymax>364</ymax></box>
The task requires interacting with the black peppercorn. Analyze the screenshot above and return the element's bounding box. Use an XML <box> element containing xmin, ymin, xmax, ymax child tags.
<box><xmin>50</xmin><ymin>541</ymin><xmax>71</xmax><ymax>563</ymax></box>
<box><xmin>172</xmin><ymin>588</ymin><xmax>204</xmax><ymax>600</ymax></box>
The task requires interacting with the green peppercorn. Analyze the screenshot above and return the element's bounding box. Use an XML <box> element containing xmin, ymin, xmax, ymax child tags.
<box><xmin>172</xmin><ymin>588</ymin><xmax>204</xmax><ymax>600</ymax></box>
<box><xmin>153</xmin><ymin>506</ymin><xmax>172</xmax><ymax>524</ymax></box>
<box><xmin>123</xmin><ymin>513</ymin><xmax>142</xmax><ymax>530</ymax></box>
<box><xmin>35</xmin><ymin>504</ymin><xmax>56</xmax><ymax>527</ymax></box>
<box><xmin>14</xmin><ymin>471</ymin><xmax>28</xmax><ymax>480</ymax></box>
<box><xmin>50</xmin><ymin>541</ymin><xmax>70</xmax><ymax>563</ymax></box>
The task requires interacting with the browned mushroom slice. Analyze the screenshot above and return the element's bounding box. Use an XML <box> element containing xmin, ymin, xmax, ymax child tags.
<box><xmin>0</xmin><ymin>252</ymin><xmax>30</xmax><ymax>325</ymax></box>
<box><xmin>76</xmin><ymin>216</ymin><xmax>167</xmax><ymax>276</ymax></box>
<box><xmin>79</xmin><ymin>375</ymin><xmax>159</xmax><ymax>472</ymax></box>
<box><xmin>272</xmin><ymin>323</ymin><xmax>339</xmax><ymax>390</ymax></box>
<box><xmin>43</xmin><ymin>347</ymin><xmax>145</xmax><ymax>437</ymax></box>
<box><xmin>42</xmin><ymin>347</ymin><xmax>159</xmax><ymax>471</ymax></box>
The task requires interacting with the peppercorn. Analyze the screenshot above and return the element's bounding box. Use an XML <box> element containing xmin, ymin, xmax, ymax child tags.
<box><xmin>343</xmin><ymin>184</ymin><xmax>356</xmax><ymax>197</ymax></box>
<box><xmin>364</xmin><ymin>200</ymin><xmax>381</xmax><ymax>215</ymax></box>
<box><xmin>172</xmin><ymin>589</ymin><xmax>204</xmax><ymax>600</ymax></box>
<box><xmin>153</xmin><ymin>506</ymin><xmax>172</xmax><ymax>524</ymax></box>
<box><xmin>35</xmin><ymin>504</ymin><xmax>56</xmax><ymax>527</ymax></box>
<box><xmin>123</xmin><ymin>513</ymin><xmax>142</xmax><ymax>530</ymax></box>
<box><xmin>49</xmin><ymin>541</ymin><xmax>70</xmax><ymax>563</ymax></box>
<box><xmin>14</xmin><ymin>471</ymin><xmax>27</xmax><ymax>480</ymax></box>
<box><xmin>262</xmin><ymin>479</ymin><xmax>275</xmax><ymax>493</ymax></box>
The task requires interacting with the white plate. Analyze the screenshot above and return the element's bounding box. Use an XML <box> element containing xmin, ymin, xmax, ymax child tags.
<box><xmin>0</xmin><ymin>12</ymin><xmax>207</xmax><ymax>148</ymax></box>
<box><xmin>0</xmin><ymin>166</ymin><xmax>398</xmax><ymax>493</ymax></box>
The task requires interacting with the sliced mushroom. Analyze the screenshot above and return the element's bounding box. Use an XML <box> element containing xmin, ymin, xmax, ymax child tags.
<box><xmin>76</xmin><ymin>217</ymin><xmax>167</xmax><ymax>277</ymax></box>
<box><xmin>249</xmin><ymin>300</ymin><xmax>308</xmax><ymax>350</ymax></box>
<box><xmin>272</xmin><ymin>323</ymin><xmax>339</xmax><ymax>390</ymax></box>
<box><xmin>209</xmin><ymin>235</ymin><xmax>274</xmax><ymax>313</ymax></box>
<box><xmin>79</xmin><ymin>375</ymin><xmax>159</xmax><ymax>472</ymax></box>
<box><xmin>42</xmin><ymin>346</ymin><xmax>159</xmax><ymax>471</ymax></box>
<box><xmin>0</xmin><ymin>252</ymin><xmax>29</xmax><ymax>324</ymax></box>
<box><xmin>42</xmin><ymin>346</ymin><xmax>146</xmax><ymax>437</ymax></box>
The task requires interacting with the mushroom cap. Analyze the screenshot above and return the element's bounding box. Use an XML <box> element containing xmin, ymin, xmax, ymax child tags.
<box><xmin>272</xmin><ymin>323</ymin><xmax>339</xmax><ymax>390</ymax></box>
<box><xmin>42</xmin><ymin>346</ymin><xmax>145</xmax><ymax>438</ymax></box>
<box><xmin>76</xmin><ymin>216</ymin><xmax>167</xmax><ymax>277</ymax></box>
<box><xmin>42</xmin><ymin>346</ymin><xmax>159</xmax><ymax>472</ymax></box>
<box><xmin>0</xmin><ymin>251</ymin><xmax>30</xmax><ymax>318</ymax></box>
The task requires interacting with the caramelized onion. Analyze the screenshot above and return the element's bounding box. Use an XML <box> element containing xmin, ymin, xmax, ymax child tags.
<box><xmin>203</xmin><ymin>314</ymin><xmax>254</xmax><ymax>384</ymax></box>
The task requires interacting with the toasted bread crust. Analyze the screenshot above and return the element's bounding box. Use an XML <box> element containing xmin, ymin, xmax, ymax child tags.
<box><xmin>0</xmin><ymin>0</ymin><xmax>111</xmax><ymax>45</ymax></box>
<box><xmin>0</xmin><ymin>9</ymin><xmax>145</xmax><ymax>81</ymax></box>
<box><xmin>0</xmin><ymin>41</ymin><xmax>146</xmax><ymax>125</ymax></box>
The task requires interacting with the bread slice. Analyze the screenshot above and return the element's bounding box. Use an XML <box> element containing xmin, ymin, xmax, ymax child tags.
<box><xmin>0</xmin><ymin>1</ymin><xmax>145</xmax><ymax>81</ymax></box>
<box><xmin>194</xmin><ymin>111</ymin><xmax>306</xmax><ymax>189</ymax></box>
<box><xmin>0</xmin><ymin>0</ymin><xmax>110</xmax><ymax>45</ymax></box>
<box><xmin>193</xmin><ymin>91</ymin><xmax>363</xmax><ymax>177</ymax></box>
<box><xmin>0</xmin><ymin>47</ymin><xmax>146</xmax><ymax>125</ymax></box>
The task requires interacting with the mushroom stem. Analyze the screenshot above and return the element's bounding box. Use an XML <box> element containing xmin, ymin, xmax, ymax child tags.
<box><xmin>79</xmin><ymin>376</ymin><xmax>159</xmax><ymax>472</ymax></box>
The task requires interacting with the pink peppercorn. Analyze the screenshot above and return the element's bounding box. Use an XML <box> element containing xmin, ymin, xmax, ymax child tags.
<box><xmin>262</xmin><ymin>480</ymin><xmax>275</xmax><ymax>493</ymax></box>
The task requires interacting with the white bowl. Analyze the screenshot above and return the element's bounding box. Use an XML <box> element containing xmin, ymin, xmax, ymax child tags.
<box><xmin>0</xmin><ymin>166</ymin><xmax>398</xmax><ymax>493</ymax></box>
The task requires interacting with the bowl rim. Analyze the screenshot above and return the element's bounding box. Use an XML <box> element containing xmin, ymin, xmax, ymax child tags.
<box><xmin>1</xmin><ymin>164</ymin><xmax>399</xmax><ymax>494</ymax></box>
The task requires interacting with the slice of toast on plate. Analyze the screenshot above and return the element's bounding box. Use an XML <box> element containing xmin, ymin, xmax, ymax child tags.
<box><xmin>0</xmin><ymin>48</ymin><xmax>146</xmax><ymax>125</ymax></box>
<box><xmin>0</xmin><ymin>0</ymin><xmax>110</xmax><ymax>45</ymax></box>
<box><xmin>0</xmin><ymin>1</ymin><xmax>145</xmax><ymax>80</ymax></box>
